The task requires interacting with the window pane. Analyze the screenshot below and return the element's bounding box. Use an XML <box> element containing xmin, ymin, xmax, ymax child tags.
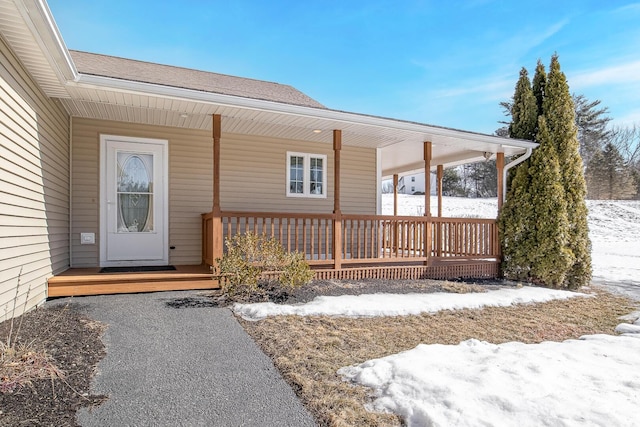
<box><xmin>309</xmin><ymin>156</ymin><xmax>323</xmax><ymax>195</ymax></box>
<box><xmin>117</xmin><ymin>152</ymin><xmax>153</xmax><ymax>232</ymax></box>
<box><xmin>118</xmin><ymin>153</ymin><xmax>152</xmax><ymax>192</ymax></box>
<box><xmin>289</xmin><ymin>155</ymin><xmax>304</xmax><ymax>194</ymax></box>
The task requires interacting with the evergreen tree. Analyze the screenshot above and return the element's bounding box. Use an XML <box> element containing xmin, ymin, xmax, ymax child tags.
<box><xmin>501</xmin><ymin>68</ymin><xmax>537</xmax><ymax>191</ymax></box>
<box><xmin>532</xmin><ymin>59</ymin><xmax>546</xmax><ymax>118</ymax></box>
<box><xmin>509</xmin><ymin>68</ymin><xmax>538</xmax><ymax>141</ymax></box>
<box><xmin>542</xmin><ymin>54</ymin><xmax>591</xmax><ymax>288</ymax></box>
<box><xmin>527</xmin><ymin>117</ymin><xmax>573</xmax><ymax>286</ymax></box>
<box><xmin>442</xmin><ymin>168</ymin><xmax>467</xmax><ymax>196</ymax></box>
<box><xmin>499</xmin><ymin>54</ymin><xmax>592</xmax><ymax>289</ymax></box>
<box><xmin>466</xmin><ymin>161</ymin><xmax>497</xmax><ymax>197</ymax></box>
<box><xmin>499</xmin><ymin>150</ymin><xmax>535</xmax><ymax>281</ymax></box>
<box><xmin>586</xmin><ymin>143</ymin><xmax>636</xmax><ymax>199</ymax></box>
<box><xmin>499</xmin><ymin>117</ymin><xmax>573</xmax><ymax>286</ymax></box>
<box><xmin>573</xmin><ymin>94</ymin><xmax>611</xmax><ymax>166</ymax></box>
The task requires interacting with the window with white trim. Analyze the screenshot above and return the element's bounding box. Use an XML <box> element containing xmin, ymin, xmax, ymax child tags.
<box><xmin>286</xmin><ymin>152</ymin><xmax>327</xmax><ymax>198</ymax></box>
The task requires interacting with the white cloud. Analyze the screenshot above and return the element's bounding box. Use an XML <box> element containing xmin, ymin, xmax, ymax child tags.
<box><xmin>611</xmin><ymin>3</ymin><xmax>640</xmax><ymax>14</ymax></box>
<box><xmin>503</xmin><ymin>19</ymin><xmax>569</xmax><ymax>55</ymax></box>
<box><xmin>570</xmin><ymin>60</ymin><xmax>640</xmax><ymax>89</ymax></box>
<box><xmin>428</xmin><ymin>76</ymin><xmax>513</xmax><ymax>102</ymax></box>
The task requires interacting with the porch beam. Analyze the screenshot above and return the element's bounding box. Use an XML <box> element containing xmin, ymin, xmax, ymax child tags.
<box><xmin>436</xmin><ymin>165</ymin><xmax>443</xmax><ymax>217</ymax></box>
<box><xmin>333</xmin><ymin>130</ymin><xmax>342</xmax><ymax>270</ymax></box>
<box><xmin>496</xmin><ymin>152</ymin><xmax>505</xmax><ymax>213</ymax></box>
<box><xmin>393</xmin><ymin>174</ymin><xmax>398</xmax><ymax>216</ymax></box>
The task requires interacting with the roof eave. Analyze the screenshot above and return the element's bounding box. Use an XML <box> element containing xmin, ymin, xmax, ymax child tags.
<box><xmin>73</xmin><ymin>73</ymin><xmax>538</xmax><ymax>151</ymax></box>
<box><xmin>13</xmin><ymin>0</ymin><xmax>78</xmax><ymax>83</ymax></box>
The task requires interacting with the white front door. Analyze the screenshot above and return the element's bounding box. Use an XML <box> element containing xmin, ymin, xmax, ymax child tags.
<box><xmin>100</xmin><ymin>135</ymin><xmax>168</xmax><ymax>266</ymax></box>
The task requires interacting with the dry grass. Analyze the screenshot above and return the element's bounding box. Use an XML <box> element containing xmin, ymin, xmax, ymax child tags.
<box><xmin>1</xmin><ymin>304</ymin><xmax>67</xmax><ymax>394</ymax></box>
<box><xmin>1</xmin><ymin>279</ymin><xmax>65</xmax><ymax>394</ymax></box>
<box><xmin>239</xmin><ymin>289</ymin><xmax>636</xmax><ymax>427</ymax></box>
<box><xmin>0</xmin><ymin>341</ymin><xmax>64</xmax><ymax>393</ymax></box>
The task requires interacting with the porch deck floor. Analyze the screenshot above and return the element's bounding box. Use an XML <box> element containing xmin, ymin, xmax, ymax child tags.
<box><xmin>47</xmin><ymin>264</ymin><xmax>218</xmax><ymax>297</ymax></box>
<box><xmin>48</xmin><ymin>260</ymin><xmax>499</xmax><ymax>297</ymax></box>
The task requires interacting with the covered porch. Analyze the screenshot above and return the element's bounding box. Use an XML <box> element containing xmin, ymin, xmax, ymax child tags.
<box><xmin>48</xmin><ymin>62</ymin><xmax>535</xmax><ymax>295</ymax></box>
<box><xmin>201</xmin><ymin>114</ymin><xmax>517</xmax><ymax>282</ymax></box>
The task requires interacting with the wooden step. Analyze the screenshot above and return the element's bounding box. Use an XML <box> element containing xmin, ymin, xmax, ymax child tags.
<box><xmin>48</xmin><ymin>279</ymin><xmax>219</xmax><ymax>297</ymax></box>
<box><xmin>47</xmin><ymin>266</ymin><xmax>220</xmax><ymax>297</ymax></box>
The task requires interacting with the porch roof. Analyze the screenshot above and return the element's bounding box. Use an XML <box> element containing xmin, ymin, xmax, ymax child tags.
<box><xmin>1</xmin><ymin>0</ymin><xmax>538</xmax><ymax>177</ymax></box>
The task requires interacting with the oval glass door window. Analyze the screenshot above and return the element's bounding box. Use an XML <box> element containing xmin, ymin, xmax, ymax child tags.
<box><xmin>117</xmin><ymin>152</ymin><xmax>154</xmax><ymax>232</ymax></box>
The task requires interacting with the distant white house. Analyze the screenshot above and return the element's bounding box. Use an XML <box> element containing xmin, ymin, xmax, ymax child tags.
<box><xmin>398</xmin><ymin>173</ymin><xmax>437</xmax><ymax>195</ymax></box>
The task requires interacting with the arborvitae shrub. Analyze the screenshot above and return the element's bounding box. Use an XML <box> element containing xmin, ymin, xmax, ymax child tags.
<box><xmin>500</xmin><ymin>55</ymin><xmax>592</xmax><ymax>289</ymax></box>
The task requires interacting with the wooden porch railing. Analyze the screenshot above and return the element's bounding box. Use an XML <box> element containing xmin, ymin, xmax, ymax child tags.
<box><xmin>202</xmin><ymin>211</ymin><xmax>499</xmax><ymax>269</ymax></box>
<box><xmin>431</xmin><ymin>217</ymin><xmax>500</xmax><ymax>259</ymax></box>
<box><xmin>341</xmin><ymin>215</ymin><xmax>428</xmax><ymax>263</ymax></box>
<box><xmin>214</xmin><ymin>211</ymin><xmax>335</xmax><ymax>266</ymax></box>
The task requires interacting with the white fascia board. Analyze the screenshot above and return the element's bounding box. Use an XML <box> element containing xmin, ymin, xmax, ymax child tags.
<box><xmin>72</xmin><ymin>73</ymin><xmax>539</xmax><ymax>151</ymax></box>
<box><xmin>15</xmin><ymin>0</ymin><xmax>78</xmax><ymax>82</ymax></box>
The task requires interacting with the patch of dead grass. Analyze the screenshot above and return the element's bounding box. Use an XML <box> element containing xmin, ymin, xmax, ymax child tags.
<box><xmin>239</xmin><ymin>290</ymin><xmax>636</xmax><ymax>427</ymax></box>
<box><xmin>438</xmin><ymin>281</ymin><xmax>488</xmax><ymax>294</ymax></box>
<box><xmin>0</xmin><ymin>341</ymin><xmax>64</xmax><ymax>393</ymax></box>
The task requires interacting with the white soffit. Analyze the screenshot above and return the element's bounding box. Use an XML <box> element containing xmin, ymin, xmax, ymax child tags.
<box><xmin>61</xmin><ymin>76</ymin><xmax>536</xmax><ymax>150</ymax></box>
<box><xmin>0</xmin><ymin>0</ymin><xmax>75</xmax><ymax>97</ymax></box>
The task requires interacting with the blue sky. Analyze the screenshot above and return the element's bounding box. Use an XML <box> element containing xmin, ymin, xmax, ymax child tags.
<box><xmin>47</xmin><ymin>0</ymin><xmax>640</xmax><ymax>135</ymax></box>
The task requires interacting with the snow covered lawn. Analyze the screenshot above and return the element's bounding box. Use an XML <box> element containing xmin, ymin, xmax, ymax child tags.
<box><xmin>236</xmin><ymin>285</ymin><xmax>636</xmax><ymax>426</ymax></box>
<box><xmin>382</xmin><ymin>194</ymin><xmax>640</xmax><ymax>300</ymax></box>
<box><xmin>234</xmin><ymin>287</ymin><xmax>589</xmax><ymax>321</ymax></box>
<box><xmin>237</xmin><ymin>195</ymin><xmax>639</xmax><ymax>426</ymax></box>
<box><xmin>338</xmin><ymin>323</ymin><xmax>640</xmax><ymax>427</ymax></box>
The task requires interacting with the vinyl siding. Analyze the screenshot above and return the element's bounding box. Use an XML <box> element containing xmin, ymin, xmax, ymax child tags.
<box><xmin>70</xmin><ymin>120</ymin><xmax>376</xmax><ymax>267</ymax></box>
<box><xmin>221</xmin><ymin>133</ymin><xmax>376</xmax><ymax>214</ymax></box>
<box><xmin>70</xmin><ymin>118</ymin><xmax>213</xmax><ymax>267</ymax></box>
<box><xmin>0</xmin><ymin>38</ymin><xmax>70</xmax><ymax>319</ymax></box>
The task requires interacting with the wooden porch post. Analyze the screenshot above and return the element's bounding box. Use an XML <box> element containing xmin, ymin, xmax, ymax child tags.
<box><xmin>392</xmin><ymin>173</ymin><xmax>399</xmax><ymax>250</ymax></box>
<box><xmin>436</xmin><ymin>165</ymin><xmax>443</xmax><ymax>217</ymax></box>
<box><xmin>436</xmin><ymin>164</ymin><xmax>443</xmax><ymax>257</ymax></box>
<box><xmin>211</xmin><ymin>114</ymin><xmax>223</xmax><ymax>268</ymax></box>
<box><xmin>496</xmin><ymin>152</ymin><xmax>505</xmax><ymax>213</ymax></box>
<box><xmin>333</xmin><ymin>130</ymin><xmax>342</xmax><ymax>270</ymax></box>
<box><xmin>393</xmin><ymin>174</ymin><xmax>398</xmax><ymax>216</ymax></box>
<box><xmin>424</xmin><ymin>141</ymin><xmax>432</xmax><ymax>263</ymax></box>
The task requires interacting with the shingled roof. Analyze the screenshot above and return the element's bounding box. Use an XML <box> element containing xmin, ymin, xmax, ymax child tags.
<box><xmin>69</xmin><ymin>50</ymin><xmax>326</xmax><ymax>109</ymax></box>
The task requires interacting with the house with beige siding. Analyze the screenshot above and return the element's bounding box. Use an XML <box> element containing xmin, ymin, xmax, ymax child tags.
<box><xmin>0</xmin><ymin>0</ymin><xmax>536</xmax><ymax>317</ymax></box>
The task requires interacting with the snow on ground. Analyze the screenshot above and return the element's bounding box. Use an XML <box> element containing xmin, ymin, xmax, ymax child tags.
<box><xmin>383</xmin><ymin>194</ymin><xmax>640</xmax><ymax>300</ymax></box>
<box><xmin>235</xmin><ymin>195</ymin><xmax>640</xmax><ymax>426</ymax></box>
<box><xmin>338</xmin><ymin>319</ymin><xmax>640</xmax><ymax>427</ymax></box>
<box><xmin>233</xmin><ymin>287</ymin><xmax>588</xmax><ymax>321</ymax></box>
<box><xmin>585</xmin><ymin>200</ymin><xmax>640</xmax><ymax>300</ymax></box>
<box><xmin>329</xmin><ymin>195</ymin><xmax>640</xmax><ymax>427</ymax></box>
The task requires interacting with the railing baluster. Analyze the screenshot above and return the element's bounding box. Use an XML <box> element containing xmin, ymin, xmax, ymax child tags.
<box><xmin>310</xmin><ymin>219</ymin><xmax>315</xmax><ymax>261</ymax></box>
